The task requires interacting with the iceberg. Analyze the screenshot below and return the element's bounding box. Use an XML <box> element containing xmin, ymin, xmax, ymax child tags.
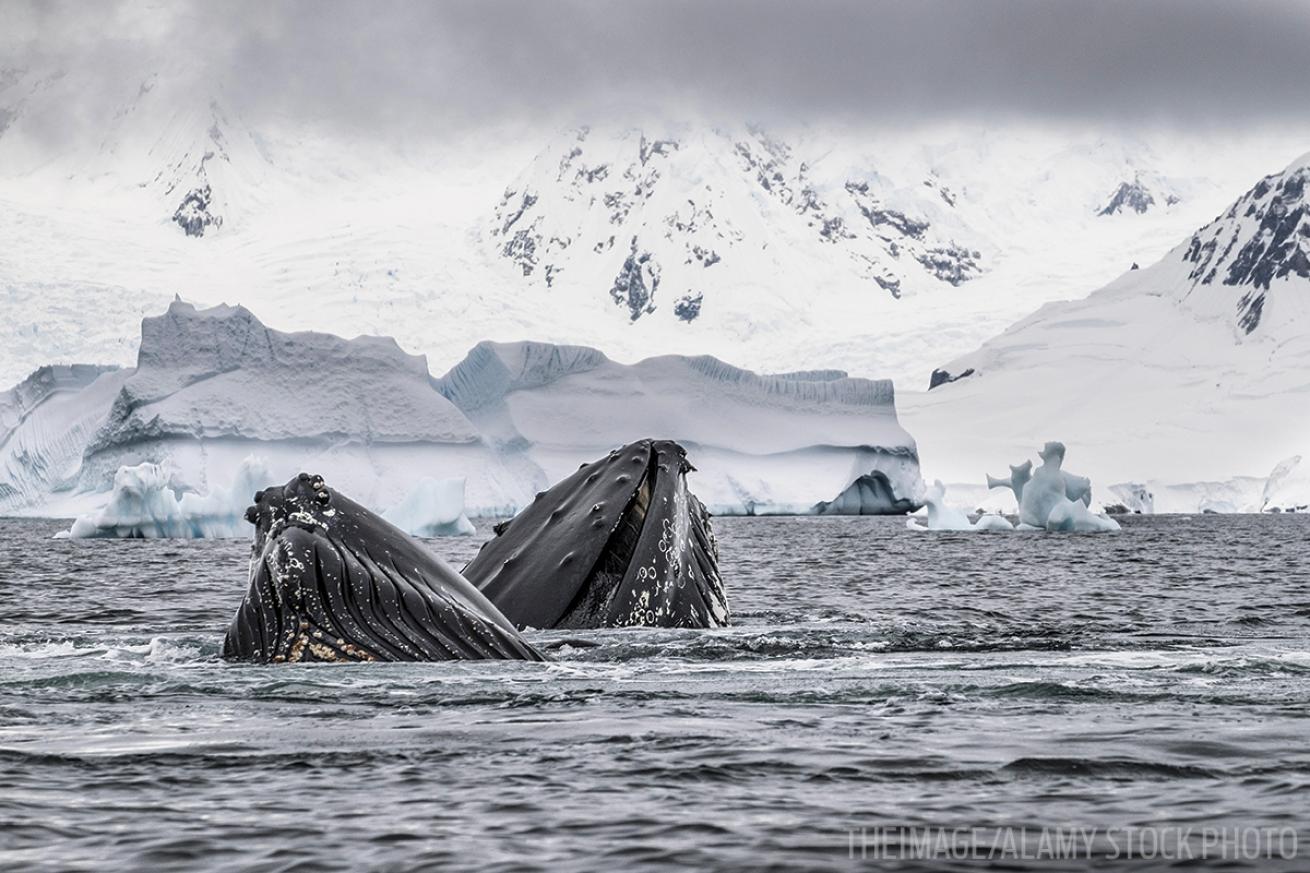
<box><xmin>1045</xmin><ymin>497</ymin><xmax>1121</xmax><ymax>532</ymax></box>
<box><xmin>989</xmin><ymin>456</ymin><xmax>1090</xmax><ymax>508</ymax></box>
<box><xmin>435</xmin><ymin>340</ymin><xmax>925</xmax><ymax>515</ymax></box>
<box><xmin>918</xmin><ymin>442</ymin><xmax>1116</xmax><ymax>532</ymax></box>
<box><xmin>1014</xmin><ymin>442</ymin><xmax>1118</xmax><ymax>531</ymax></box>
<box><xmin>908</xmin><ymin>480</ymin><xmax>1014</xmax><ymax>532</ymax></box>
<box><xmin>66</xmin><ymin>457</ymin><xmax>271</xmax><ymax>539</ymax></box>
<box><xmin>10</xmin><ymin>301</ymin><xmax>534</xmax><ymax>518</ymax></box>
<box><xmin>1017</xmin><ymin>442</ymin><xmax>1112</xmax><ymax>528</ymax></box>
<box><xmin>382</xmin><ymin>477</ymin><xmax>476</xmax><ymax>537</ymax></box>
<box><xmin>985</xmin><ymin>460</ymin><xmax>1032</xmax><ymax>504</ymax></box>
<box><xmin>2</xmin><ymin>302</ymin><xmax>924</xmax><ymax>519</ymax></box>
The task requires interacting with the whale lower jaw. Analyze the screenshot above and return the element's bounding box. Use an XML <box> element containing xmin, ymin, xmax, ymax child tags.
<box><xmin>225</xmin><ymin>524</ymin><xmax>545</xmax><ymax>663</ymax></box>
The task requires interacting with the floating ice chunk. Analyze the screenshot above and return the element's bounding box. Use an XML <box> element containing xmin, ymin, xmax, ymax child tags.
<box><xmin>1045</xmin><ymin>497</ymin><xmax>1121</xmax><ymax>532</ymax></box>
<box><xmin>1018</xmin><ymin>442</ymin><xmax>1072</xmax><ymax>527</ymax></box>
<box><xmin>972</xmin><ymin>513</ymin><xmax>1016</xmax><ymax>531</ymax></box>
<box><xmin>66</xmin><ymin>457</ymin><xmax>270</xmax><ymax>539</ymax></box>
<box><xmin>908</xmin><ymin>480</ymin><xmax>975</xmax><ymax>531</ymax></box>
<box><xmin>1014</xmin><ymin>441</ymin><xmax>1116</xmax><ymax>531</ymax></box>
<box><xmin>908</xmin><ymin>480</ymin><xmax>1014</xmax><ymax>532</ymax></box>
<box><xmin>986</xmin><ymin>460</ymin><xmax>1032</xmax><ymax>503</ymax></box>
<box><xmin>989</xmin><ymin>455</ymin><xmax>1091</xmax><ymax>510</ymax></box>
<box><xmin>383</xmin><ymin>476</ymin><xmax>476</xmax><ymax>536</ymax></box>
<box><xmin>1062</xmin><ymin>472</ymin><xmax>1092</xmax><ymax>506</ymax></box>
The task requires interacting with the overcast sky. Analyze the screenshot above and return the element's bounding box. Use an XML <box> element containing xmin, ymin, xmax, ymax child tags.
<box><xmin>5</xmin><ymin>0</ymin><xmax>1310</xmax><ymax>135</ymax></box>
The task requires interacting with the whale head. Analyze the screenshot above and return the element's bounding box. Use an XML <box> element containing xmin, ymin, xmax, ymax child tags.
<box><xmin>464</xmin><ymin>439</ymin><xmax>729</xmax><ymax>630</ymax></box>
<box><xmin>224</xmin><ymin>472</ymin><xmax>543</xmax><ymax>663</ymax></box>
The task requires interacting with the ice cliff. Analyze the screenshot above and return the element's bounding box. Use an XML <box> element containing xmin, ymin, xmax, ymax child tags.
<box><xmin>2</xmin><ymin>302</ymin><xmax>923</xmax><ymax>520</ymax></box>
<box><xmin>436</xmin><ymin>340</ymin><xmax>924</xmax><ymax>514</ymax></box>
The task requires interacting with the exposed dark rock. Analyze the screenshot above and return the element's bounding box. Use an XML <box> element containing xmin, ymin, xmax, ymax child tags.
<box><xmin>928</xmin><ymin>367</ymin><xmax>975</xmax><ymax>390</ymax></box>
<box><xmin>916</xmin><ymin>244</ymin><xmax>982</xmax><ymax>286</ymax></box>
<box><xmin>610</xmin><ymin>237</ymin><xmax>660</xmax><ymax>321</ymax></box>
<box><xmin>172</xmin><ymin>184</ymin><xmax>222</xmax><ymax>237</ymax></box>
<box><xmin>498</xmin><ymin>191</ymin><xmax>537</xmax><ymax>234</ymax></box>
<box><xmin>819</xmin><ymin>216</ymin><xmax>849</xmax><ymax>242</ymax></box>
<box><xmin>1099</xmin><ymin>180</ymin><xmax>1155</xmax><ymax>216</ymax></box>
<box><xmin>639</xmin><ymin>134</ymin><xmax>678</xmax><ymax>165</ymax></box>
<box><xmin>691</xmin><ymin>245</ymin><xmax>720</xmax><ymax>267</ymax></box>
<box><xmin>673</xmin><ymin>292</ymin><xmax>703</xmax><ymax>322</ymax></box>
<box><xmin>1182</xmin><ymin>167</ymin><xmax>1309</xmax><ymax>334</ymax></box>
<box><xmin>858</xmin><ymin>204</ymin><xmax>929</xmax><ymax>240</ymax></box>
<box><xmin>501</xmin><ymin>228</ymin><xmax>538</xmax><ymax>276</ymax></box>
<box><xmin>873</xmin><ymin>275</ymin><xmax>902</xmax><ymax>297</ymax></box>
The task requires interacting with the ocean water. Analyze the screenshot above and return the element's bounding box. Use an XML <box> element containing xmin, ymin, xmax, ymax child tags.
<box><xmin>1</xmin><ymin>514</ymin><xmax>1308</xmax><ymax>872</ymax></box>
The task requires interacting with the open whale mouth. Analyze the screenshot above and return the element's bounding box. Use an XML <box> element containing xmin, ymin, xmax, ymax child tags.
<box><xmin>556</xmin><ymin>451</ymin><xmax>656</xmax><ymax>628</ymax></box>
<box><xmin>463</xmin><ymin>438</ymin><xmax>728</xmax><ymax>630</ymax></box>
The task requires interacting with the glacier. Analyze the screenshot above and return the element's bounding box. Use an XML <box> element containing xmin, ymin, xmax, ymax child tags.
<box><xmin>1</xmin><ymin>302</ymin><xmax>924</xmax><ymax>522</ymax></box>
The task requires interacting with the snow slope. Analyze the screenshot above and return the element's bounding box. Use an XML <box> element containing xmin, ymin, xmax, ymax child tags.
<box><xmin>4</xmin><ymin>54</ymin><xmax>1309</xmax><ymax>392</ymax></box>
<box><xmin>905</xmin><ymin>152</ymin><xmax>1310</xmax><ymax>508</ymax></box>
<box><xmin>2</xmin><ymin>303</ymin><xmax>921</xmax><ymax>518</ymax></box>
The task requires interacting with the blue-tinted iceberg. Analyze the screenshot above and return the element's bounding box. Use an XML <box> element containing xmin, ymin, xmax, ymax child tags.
<box><xmin>985</xmin><ymin>460</ymin><xmax>1032</xmax><ymax>504</ymax></box>
<box><xmin>382</xmin><ymin>476</ymin><xmax>476</xmax><ymax>537</ymax></box>
<box><xmin>66</xmin><ymin>457</ymin><xmax>269</xmax><ymax>539</ymax></box>
<box><xmin>1045</xmin><ymin>497</ymin><xmax>1121</xmax><ymax>532</ymax></box>
<box><xmin>908</xmin><ymin>480</ymin><xmax>1014</xmax><ymax>532</ymax></box>
<box><xmin>920</xmin><ymin>442</ymin><xmax>1118</xmax><ymax>533</ymax></box>
<box><xmin>1016</xmin><ymin>442</ymin><xmax>1118</xmax><ymax>532</ymax></box>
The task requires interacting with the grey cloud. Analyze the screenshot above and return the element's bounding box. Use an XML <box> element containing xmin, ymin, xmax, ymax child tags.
<box><xmin>5</xmin><ymin>0</ymin><xmax>1310</xmax><ymax>135</ymax></box>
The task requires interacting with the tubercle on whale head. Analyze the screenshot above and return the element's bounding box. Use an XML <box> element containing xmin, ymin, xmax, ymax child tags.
<box><xmin>244</xmin><ymin>472</ymin><xmax>334</xmax><ymax>558</ymax></box>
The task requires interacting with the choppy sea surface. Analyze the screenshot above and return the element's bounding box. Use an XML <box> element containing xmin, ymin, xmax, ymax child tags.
<box><xmin>2</xmin><ymin>514</ymin><xmax>1308</xmax><ymax>872</ymax></box>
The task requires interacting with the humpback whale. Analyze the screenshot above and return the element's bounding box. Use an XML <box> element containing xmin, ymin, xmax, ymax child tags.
<box><xmin>223</xmin><ymin>473</ymin><xmax>544</xmax><ymax>663</ymax></box>
<box><xmin>464</xmin><ymin>439</ymin><xmax>730</xmax><ymax>630</ymax></box>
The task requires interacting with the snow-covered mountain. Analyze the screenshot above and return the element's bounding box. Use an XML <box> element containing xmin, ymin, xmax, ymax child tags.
<box><xmin>905</xmin><ymin>152</ymin><xmax>1310</xmax><ymax>510</ymax></box>
<box><xmin>4</xmin><ymin>53</ymin><xmax>1308</xmax><ymax>394</ymax></box>
<box><xmin>0</xmin><ymin>64</ymin><xmax>274</xmax><ymax>231</ymax></box>
<box><xmin>0</xmin><ymin>301</ymin><xmax>923</xmax><ymax>519</ymax></box>
<box><xmin>488</xmin><ymin>124</ymin><xmax>983</xmax><ymax>323</ymax></box>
